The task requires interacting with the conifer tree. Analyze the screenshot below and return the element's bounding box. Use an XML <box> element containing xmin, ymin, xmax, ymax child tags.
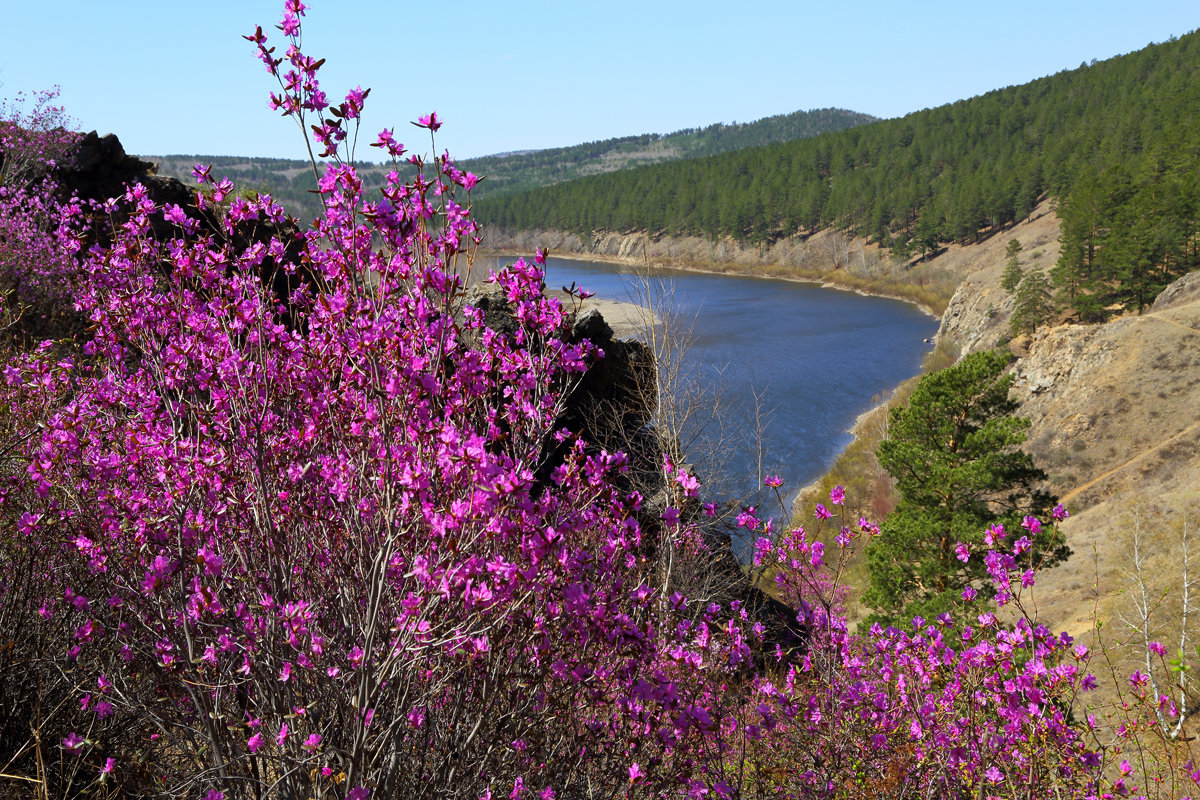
<box><xmin>864</xmin><ymin>350</ymin><xmax>1068</xmax><ymax>628</ymax></box>
<box><xmin>1001</xmin><ymin>239</ymin><xmax>1024</xmax><ymax>293</ymax></box>
<box><xmin>1010</xmin><ymin>269</ymin><xmax>1056</xmax><ymax>336</ymax></box>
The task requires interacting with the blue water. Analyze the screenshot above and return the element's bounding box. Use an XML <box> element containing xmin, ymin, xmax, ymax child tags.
<box><xmin>478</xmin><ymin>255</ymin><xmax>938</xmax><ymax>513</ymax></box>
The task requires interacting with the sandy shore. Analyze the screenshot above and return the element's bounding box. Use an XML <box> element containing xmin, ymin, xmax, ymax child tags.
<box><xmin>547</xmin><ymin>289</ymin><xmax>657</xmax><ymax>339</ymax></box>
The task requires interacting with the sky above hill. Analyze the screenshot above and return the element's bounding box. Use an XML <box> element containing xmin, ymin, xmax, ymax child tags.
<box><xmin>2</xmin><ymin>1</ymin><xmax>1197</xmax><ymax>163</ymax></box>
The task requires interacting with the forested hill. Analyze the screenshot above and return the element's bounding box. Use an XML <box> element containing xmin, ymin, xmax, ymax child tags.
<box><xmin>147</xmin><ymin>107</ymin><xmax>876</xmax><ymax>223</ymax></box>
<box><xmin>475</xmin><ymin>31</ymin><xmax>1200</xmax><ymax>318</ymax></box>
<box><xmin>457</xmin><ymin>107</ymin><xmax>878</xmax><ymax>195</ymax></box>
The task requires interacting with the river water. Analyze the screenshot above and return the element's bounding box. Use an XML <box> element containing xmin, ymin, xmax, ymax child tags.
<box><xmin>478</xmin><ymin>254</ymin><xmax>939</xmax><ymax>515</ymax></box>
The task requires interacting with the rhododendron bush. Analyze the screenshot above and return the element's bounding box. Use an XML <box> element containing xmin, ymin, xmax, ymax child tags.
<box><xmin>2</xmin><ymin>4</ymin><xmax>1199</xmax><ymax>799</ymax></box>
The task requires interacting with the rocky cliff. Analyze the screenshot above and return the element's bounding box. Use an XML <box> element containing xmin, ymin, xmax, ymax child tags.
<box><xmin>938</xmin><ymin>229</ymin><xmax>1200</xmax><ymax>637</ymax></box>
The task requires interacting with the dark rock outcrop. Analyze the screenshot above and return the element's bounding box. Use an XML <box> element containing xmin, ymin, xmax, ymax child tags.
<box><xmin>57</xmin><ymin>131</ymin><xmax>194</xmax><ymax>211</ymax></box>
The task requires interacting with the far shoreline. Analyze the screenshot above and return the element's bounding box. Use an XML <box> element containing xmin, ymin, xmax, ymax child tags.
<box><xmin>479</xmin><ymin>247</ymin><xmax>943</xmax><ymax>322</ymax></box>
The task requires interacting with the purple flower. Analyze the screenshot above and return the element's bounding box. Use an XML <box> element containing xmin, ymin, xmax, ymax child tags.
<box><xmin>62</xmin><ymin>732</ymin><xmax>85</xmax><ymax>754</ymax></box>
<box><xmin>814</xmin><ymin>504</ymin><xmax>831</xmax><ymax>520</ymax></box>
<box><xmin>247</xmin><ymin>732</ymin><xmax>264</xmax><ymax>753</ymax></box>
<box><xmin>736</xmin><ymin>508</ymin><xmax>759</xmax><ymax>530</ymax></box>
<box><xmin>829</xmin><ymin>485</ymin><xmax>845</xmax><ymax>505</ymax></box>
<box><xmin>344</xmin><ymin>85</ymin><xmax>367</xmax><ymax>118</ymax></box>
<box><xmin>675</xmin><ymin>469</ymin><xmax>700</xmax><ymax>497</ymax></box>
<box><xmin>1052</xmin><ymin>502</ymin><xmax>1069</xmax><ymax>521</ymax></box>
<box><xmin>954</xmin><ymin>542</ymin><xmax>970</xmax><ymax>562</ymax></box>
<box><xmin>415</xmin><ymin>112</ymin><xmax>442</xmax><ymax>131</ymax></box>
<box><xmin>628</xmin><ymin>763</ymin><xmax>644</xmax><ymax>783</ymax></box>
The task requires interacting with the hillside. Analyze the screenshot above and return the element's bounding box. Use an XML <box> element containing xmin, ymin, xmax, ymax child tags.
<box><xmin>772</xmin><ymin>202</ymin><xmax>1200</xmax><ymax>654</ymax></box>
<box><xmin>146</xmin><ymin>107</ymin><xmax>876</xmax><ymax>224</ymax></box>
<box><xmin>476</xmin><ymin>29</ymin><xmax>1200</xmax><ymax>319</ymax></box>
<box><xmin>948</xmin><ymin>255</ymin><xmax>1200</xmax><ymax>642</ymax></box>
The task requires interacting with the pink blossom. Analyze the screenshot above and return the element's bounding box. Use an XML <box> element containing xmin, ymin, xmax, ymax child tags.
<box><xmin>415</xmin><ymin>112</ymin><xmax>442</xmax><ymax>131</ymax></box>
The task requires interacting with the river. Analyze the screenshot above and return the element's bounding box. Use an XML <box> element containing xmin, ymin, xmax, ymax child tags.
<box><xmin>478</xmin><ymin>254</ymin><xmax>939</xmax><ymax>517</ymax></box>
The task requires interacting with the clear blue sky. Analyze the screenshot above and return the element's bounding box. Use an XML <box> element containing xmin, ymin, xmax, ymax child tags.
<box><xmin>1</xmin><ymin>1</ymin><xmax>1196</xmax><ymax>163</ymax></box>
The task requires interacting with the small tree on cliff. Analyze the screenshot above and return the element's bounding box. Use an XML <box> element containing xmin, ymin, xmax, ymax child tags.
<box><xmin>863</xmin><ymin>349</ymin><xmax>1068</xmax><ymax>627</ymax></box>
<box><xmin>1001</xmin><ymin>238</ymin><xmax>1024</xmax><ymax>293</ymax></box>
<box><xmin>1010</xmin><ymin>268</ymin><xmax>1056</xmax><ymax>337</ymax></box>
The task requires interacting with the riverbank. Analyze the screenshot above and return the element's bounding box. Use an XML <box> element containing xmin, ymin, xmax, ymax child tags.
<box><xmin>483</xmin><ymin>246</ymin><xmax>945</xmax><ymax>321</ymax></box>
<box><xmin>546</xmin><ymin>288</ymin><xmax>654</xmax><ymax>339</ymax></box>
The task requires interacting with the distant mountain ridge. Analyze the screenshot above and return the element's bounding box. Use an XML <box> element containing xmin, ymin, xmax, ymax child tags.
<box><xmin>146</xmin><ymin>107</ymin><xmax>878</xmax><ymax>223</ymax></box>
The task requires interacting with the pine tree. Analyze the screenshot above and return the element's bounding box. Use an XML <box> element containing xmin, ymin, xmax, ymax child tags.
<box><xmin>1001</xmin><ymin>239</ymin><xmax>1024</xmax><ymax>293</ymax></box>
<box><xmin>864</xmin><ymin>350</ymin><xmax>1067</xmax><ymax>628</ymax></box>
<box><xmin>1010</xmin><ymin>269</ymin><xmax>1056</xmax><ymax>336</ymax></box>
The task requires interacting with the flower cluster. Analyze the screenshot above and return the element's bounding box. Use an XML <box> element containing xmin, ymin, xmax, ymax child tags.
<box><xmin>2</xmin><ymin>6</ymin><xmax>1198</xmax><ymax>800</ymax></box>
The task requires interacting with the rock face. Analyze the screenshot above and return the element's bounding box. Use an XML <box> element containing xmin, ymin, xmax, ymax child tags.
<box><xmin>942</xmin><ymin>254</ymin><xmax>1200</xmax><ymax>636</ymax></box>
<box><xmin>933</xmin><ymin>205</ymin><xmax>1064</xmax><ymax>354</ymax></box>
<box><xmin>1151</xmin><ymin>268</ymin><xmax>1200</xmax><ymax>313</ymax></box>
<box><xmin>58</xmin><ymin>131</ymin><xmax>195</xmax><ymax>211</ymax></box>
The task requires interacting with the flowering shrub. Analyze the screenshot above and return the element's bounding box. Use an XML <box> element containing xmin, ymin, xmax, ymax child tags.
<box><xmin>2</xmin><ymin>5</ymin><xmax>1199</xmax><ymax>800</ymax></box>
<box><xmin>0</xmin><ymin>88</ymin><xmax>84</xmax><ymax>340</ymax></box>
<box><xmin>0</xmin><ymin>87</ymin><xmax>80</xmax><ymax>186</ymax></box>
<box><xmin>3</xmin><ymin>6</ymin><xmax>758</xmax><ymax>798</ymax></box>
